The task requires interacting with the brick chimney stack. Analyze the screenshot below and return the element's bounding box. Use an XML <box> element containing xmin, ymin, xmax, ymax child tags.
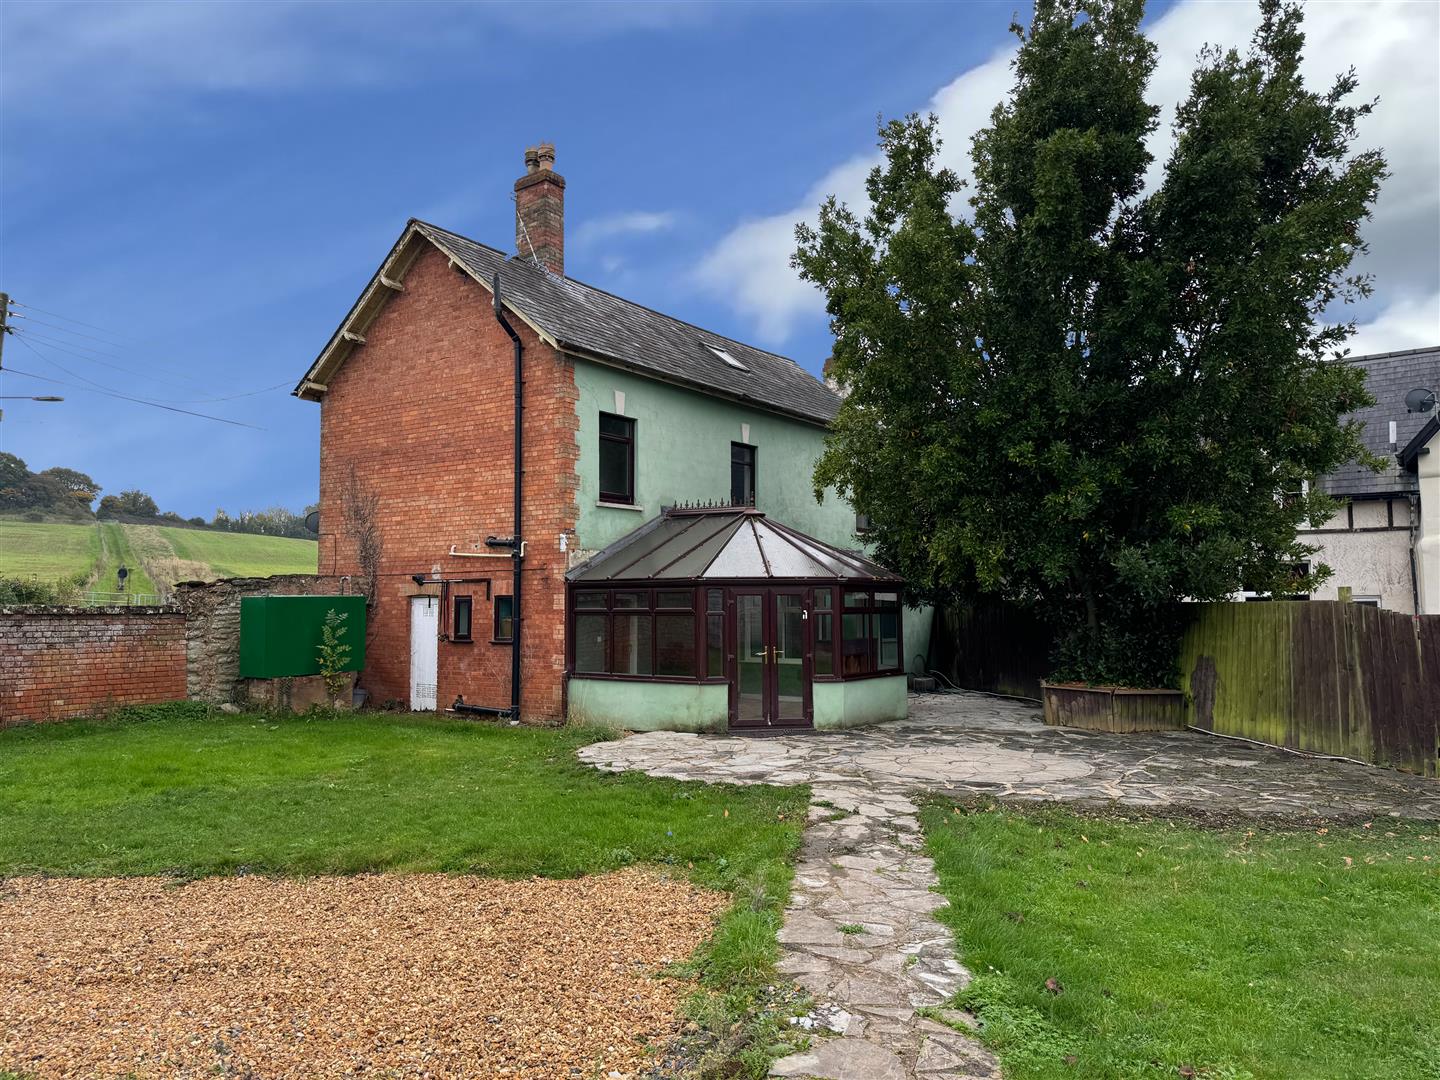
<box><xmin>514</xmin><ymin>143</ymin><xmax>565</xmax><ymax>275</ymax></box>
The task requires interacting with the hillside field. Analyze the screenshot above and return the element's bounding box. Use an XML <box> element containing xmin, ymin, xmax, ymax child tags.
<box><xmin>0</xmin><ymin>519</ymin><xmax>317</xmax><ymax>598</ymax></box>
<box><xmin>156</xmin><ymin>526</ymin><xmax>318</xmax><ymax>579</ymax></box>
<box><xmin>0</xmin><ymin>521</ymin><xmax>100</xmax><ymax>583</ymax></box>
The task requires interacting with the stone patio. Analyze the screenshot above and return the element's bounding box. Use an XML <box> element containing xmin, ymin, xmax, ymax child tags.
<box><xmin>579</xmin><ymin>690</ymin><xmax>1440</xmax><ymax>1079</ymax></box>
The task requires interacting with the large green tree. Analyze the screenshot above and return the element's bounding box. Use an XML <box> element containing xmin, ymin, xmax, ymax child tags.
<box><xmin>97</xmin><ymin>489</ymin><xmax>160</xmax><ymax>519</ymax></box>
<box><xmin>36</xmin><ymin>467</ymin><xmax>101</xmax><ymax>510</ymax></box>
<box><xmin>796</xmin><ymin>0</ymin><xmax>1385</xmax><ymax>686</ymax></box>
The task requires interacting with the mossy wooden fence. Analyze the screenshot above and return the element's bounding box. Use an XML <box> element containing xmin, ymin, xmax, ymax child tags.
<box><xmin>1180</xmin><ymin>602</ymin><xmax>1439</xmax><ymax>777</ymax></box>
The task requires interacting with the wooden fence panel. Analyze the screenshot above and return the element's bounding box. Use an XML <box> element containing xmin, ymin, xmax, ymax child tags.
<box><xmin>935</xmin><ymin>600</ymin><xmax>1053</xmax><ymax>699</ymax></box>
<box><xmin>1181</xmin><ymin>602</ymin><xmax>1437</xmax><ymax>777</ymax></box>
<box><xmin>1418</xmin><ymin>616</ymin><xmax>1440</xmax><ymax>774</ymax></box>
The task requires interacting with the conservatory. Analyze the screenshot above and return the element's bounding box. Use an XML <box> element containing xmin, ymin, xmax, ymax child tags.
<box><xmin>565</xmin><ymin>505</ymin><xmax>908</xmax><ymax>732</ymax></box>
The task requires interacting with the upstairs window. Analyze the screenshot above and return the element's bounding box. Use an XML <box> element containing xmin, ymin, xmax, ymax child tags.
<box><xmin>731</xmin><ymin>443</ymin><xmax>756</xmax><ymax>506</ymax></box>
<box><xmin>599</xmin><ymin>413</ymin><xmax>635</xmax><ymax>504</ymax></box>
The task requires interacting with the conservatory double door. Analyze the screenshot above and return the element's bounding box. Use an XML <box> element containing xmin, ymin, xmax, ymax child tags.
<box><xmin>731</xmin><ymin>588</ymin><xmax>811</xmax><ymax>729</ymax></box>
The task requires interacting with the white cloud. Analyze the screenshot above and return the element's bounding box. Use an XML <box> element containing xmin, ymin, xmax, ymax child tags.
<box><xmin>1347</xmin><ymin>291</ymin><xmax>1440</xmax><ymax>357</ymax></box>
<box><xmin>0</xmin><ymin>1</ymin><xmax>762</xmax><ymax>113</ymax></box>
<box><xmin>1</xmin><ymin>3</ymin><xmax>349</xmax><ymax>101</ymax></box>
<box><xmin>574</xmin><ymin>210</ymin><xmax>679</xmax><ymax>247</ymax></box>
<box><xmin>698</xmin><ymin>1</ymin><xmax>1440</xmax><ymax>346</ymax></box>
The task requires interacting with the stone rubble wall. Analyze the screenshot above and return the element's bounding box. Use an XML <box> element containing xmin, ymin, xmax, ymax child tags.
<box><xmin>174</xmin><ymin>575</ymin><xmax>364</xmax><ymax>705</ymax></box>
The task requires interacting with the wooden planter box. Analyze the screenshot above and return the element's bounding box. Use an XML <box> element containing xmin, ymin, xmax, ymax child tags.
<box><xmin>1041</xmin><ymin>682</ymin><xmax>1185</xmax><ymax>732</ymax></box>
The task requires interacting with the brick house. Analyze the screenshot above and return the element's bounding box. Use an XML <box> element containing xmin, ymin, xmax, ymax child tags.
<box><xmin>295</xmin><ymin>146</ymin><xmax>924</xmax><ymax>729</ymax></box>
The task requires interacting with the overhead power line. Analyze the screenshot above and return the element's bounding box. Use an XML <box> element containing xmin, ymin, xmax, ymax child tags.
<box><xmin>10</xmin><ymin>328</ymin><xmax>289</xmax><ymax>402</ymax></box>
<box><xmin>7</xmin><ymin>313</ymin><xmax>140</xmax><ymax>351</ymax></box>
<box><xmin>14</xmin><ymin>328</ymin><xmax>215</xmax><ymax>390</ymax></box>
<box><xmin>7</xmin><ymin>299</ymin><xmax>147</xmax><ymax>343</ymax></box>
<box><xmin>6</xmin><ymin>337</ymin><xmax>265</xmax><ymax>429</ymax></box>
<box><xmin>7</xmin><ymin>298</ymin><xmax>278</xmax><ymax>394</ymax></box>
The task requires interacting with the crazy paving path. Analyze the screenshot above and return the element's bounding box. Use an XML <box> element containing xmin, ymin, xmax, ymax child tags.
<box><xmin>580</xmin><ymin>691</ymin><xmax>1440</xmax><ymax>1079</ymax></box>
<box><xmin>586</xmin><ymin>733</ymin><xmax>1001</xmax><ymax>1079</ymax></box>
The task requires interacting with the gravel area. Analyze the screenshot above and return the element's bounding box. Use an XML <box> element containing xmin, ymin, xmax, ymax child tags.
<box><xmin>1</xmin><ymin>869</ymin><xmax>725</xmax><ymax>1079</ymax></box>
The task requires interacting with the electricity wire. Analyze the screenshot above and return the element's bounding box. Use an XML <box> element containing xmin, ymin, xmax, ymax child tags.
<box><xmin>10</xmin><ymin>329</ymin><xmax>290</xmax><ymax>403</ymax></box>
<box><xmin>7</xmin><ymin>299</ymin><xmax>146</xmax><ymax>343</ymax></box>
<box><xmin>13</xmin><ymin>328</ymin><xmax>216</xmax><ymax>390</ymax></box>
<box><xmin>6</xmin><ymin>298</ymin><xmax>280</xmax><ymax>394</ymax></box>
<box><xmin>6</xmin><ymin>337</ymin><xmax>265</xmax><ymax>429</ymax></box>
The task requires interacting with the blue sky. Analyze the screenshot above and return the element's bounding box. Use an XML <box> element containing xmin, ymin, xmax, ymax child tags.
<box><xmin>2</xmin><ymin>1</ymin><xmax>1436</xmax><ymax>519</ymax></box>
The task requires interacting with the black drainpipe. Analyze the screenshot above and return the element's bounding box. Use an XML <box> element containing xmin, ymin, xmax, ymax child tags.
<box><xmin>494</xmin><ymin>271</ymin><xmax>524</xmax><ymax>723</ymax></box>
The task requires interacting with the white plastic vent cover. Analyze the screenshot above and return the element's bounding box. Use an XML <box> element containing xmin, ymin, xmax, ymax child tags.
<box><xmin>703</xmin><ymin>342</ymin><xmax>749</xmax><ymax>371</ymax></box>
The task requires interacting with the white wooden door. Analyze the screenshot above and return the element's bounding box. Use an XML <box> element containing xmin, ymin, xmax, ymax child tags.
<box><xmin>409</xmin><ymin>596</ymin><xmax>439</xmax><ymax>711</ymax></box>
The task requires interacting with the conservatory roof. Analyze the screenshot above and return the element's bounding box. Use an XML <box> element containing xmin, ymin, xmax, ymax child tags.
<box><xmin>566</xmin><ymin>506</ymin><xmax>901</xmax><ymax>584</ymax></box>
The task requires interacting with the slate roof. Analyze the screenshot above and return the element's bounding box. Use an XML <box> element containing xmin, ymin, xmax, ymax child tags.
<box><xmin>412</xmin><ymin>221</ymin><xmax>840</xmax><ymax>426</ymax></box>
<box><xmin>566</xmin><ymin>506</ymin><xmax>900</xmax><ymax>583</ymax></box>
<box><xmin>1318</xmin><ymin>345</ymin><xmax>1440</xmax><ymax>498</ymax></box>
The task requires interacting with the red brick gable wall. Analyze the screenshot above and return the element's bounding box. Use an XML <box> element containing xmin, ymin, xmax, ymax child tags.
<box><xmin>317</xmin><ymin>243</ymin><xmax>578</xmax><ymax>720</ymax></box>
<box><xmin>0</xmin><ymin>608</ymin><xmax>186</xmax><ymax>725</ymax></box>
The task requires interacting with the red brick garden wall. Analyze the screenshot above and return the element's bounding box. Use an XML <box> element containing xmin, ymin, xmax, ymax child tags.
<box><xmin>316</xmin><ymin>244</ymin><xmax>578</xmax><ymax>720</ymax></box>
<box><xmin>0</xmin><ymin>607</ymin><xmax>187</xmax><ymax>726</ymax></box>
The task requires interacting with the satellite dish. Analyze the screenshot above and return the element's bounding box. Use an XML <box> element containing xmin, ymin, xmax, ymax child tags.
<box><xmin>1404</xmin><ymin>387</ymin><xmax>1436</xmax><ymax>414</ymax></box>
<box><xmin>305</xmin><ymin>510</ymin><xmax>320</xmax><ymax>535</ymax></box>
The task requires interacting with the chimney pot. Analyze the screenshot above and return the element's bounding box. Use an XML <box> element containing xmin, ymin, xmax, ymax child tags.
<box><xmin>514</xmin><ymin>143</ymin><xmax>565</xmax><ymax>275</ymax></box>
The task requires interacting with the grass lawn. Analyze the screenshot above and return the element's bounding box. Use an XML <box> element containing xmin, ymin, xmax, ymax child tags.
<box><xmin>922</xmin><ymin>801</ymin><xmax>1440</xmax><ymax>1080</ymax></box>
<box><xmin>157</xmin><ymin>525</ymin><xmax>317</xmax><ymax>578</ymax></box>
<box><xmin>0</xmin><ymin>704</ymin><xmax>808</xmax><ymax>1073</ymax></box>
<box><xmin>0</xmin><ymin>519</ymin><xmax>98</xmax><ymax>581</ymax></box>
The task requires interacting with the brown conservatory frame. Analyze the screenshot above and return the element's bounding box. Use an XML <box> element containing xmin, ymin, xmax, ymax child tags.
<box><xmin>564</xmin><ymin>507</ymin><xmax>905</xmax><ymax>726</ymax></box>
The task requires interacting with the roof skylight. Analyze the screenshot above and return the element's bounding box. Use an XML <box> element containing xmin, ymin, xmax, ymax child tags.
<box><xmin>704</xmin><ymin>342</ymin><xmax>749</xmax><ymax>372</ymax></box>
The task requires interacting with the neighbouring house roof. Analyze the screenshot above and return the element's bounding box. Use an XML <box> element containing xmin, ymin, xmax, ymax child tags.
<box><xmin>294</xmin><ymin>219</ymin><xmax>841</xmax><ymax>426</ymax></box>
<box><xmin>1318</xmin><ymin>345</ymin><xmax>1440</xmax><ymax>498</ymax></box>
<box><xmin>566</xmin><ymin>506</ymin><xmax>900</xmax><ymax>584</ymax></box>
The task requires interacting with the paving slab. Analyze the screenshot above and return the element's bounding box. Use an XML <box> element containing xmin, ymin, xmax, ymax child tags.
<box><xmin>580</xmin><ymin>690</ymin><xmax>1440</xmax><ymax>1079</ymax></box>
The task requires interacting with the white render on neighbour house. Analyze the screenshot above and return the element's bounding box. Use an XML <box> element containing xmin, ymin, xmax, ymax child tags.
<box><xmin>1299</xmin><ymin>346</ymin><xmax>1439</xmax><ymax>615</ymax></box>
<box><xmin>1414</xmin><ymin>420</ymin><xmax>1440</xmax><ymax>614</ymax></box>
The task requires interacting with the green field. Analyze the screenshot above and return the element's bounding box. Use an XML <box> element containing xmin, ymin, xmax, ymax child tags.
<box><xmin>0</xmin><ymin>520</ymin><xmax>100</xmax><ymax>582</ymax></box>
<box><xmin>0</xmin><ymin>519</ymin><xmax>316</xmax><ymax>597</ymax></box>
<box><xmin>156</xmin><ymin>525</ymin><xmax>317</xmax><ymax>578</ymax></box>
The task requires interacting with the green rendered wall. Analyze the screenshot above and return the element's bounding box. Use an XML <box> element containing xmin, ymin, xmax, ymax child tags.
<box><xmin>568</xmin><ymin>677</ymin><xmax>729</xmax><ymax>733</ymax></box>
<box><xmin>239</xmin><ymin>595</ymin><xmax>366</xmax><ymax>678</ymax></box>
<box><xmin>573</xmin><ymin>359</ymin><xmax>857</xmax><ymax>551</ymax></box>
<box><xmin>573</xmin><ymin>359</ymin><xmax>933</xmax><ymax>669</ymax></box>
<box><xmin>813</xmin><ymin>676</ymin><xmax>909</xmax><ymax>731</ymax></box>
<box><xmin>901</xmin><ymin>607</ymin><xmax>932</xmax><ymax>678</ymax></box>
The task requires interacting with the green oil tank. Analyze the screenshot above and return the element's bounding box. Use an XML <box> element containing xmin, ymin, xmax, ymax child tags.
<box><xmin>238</xmin><ymin>594</ymin><xmax>367</xmax><ymax>678</ymax></box>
